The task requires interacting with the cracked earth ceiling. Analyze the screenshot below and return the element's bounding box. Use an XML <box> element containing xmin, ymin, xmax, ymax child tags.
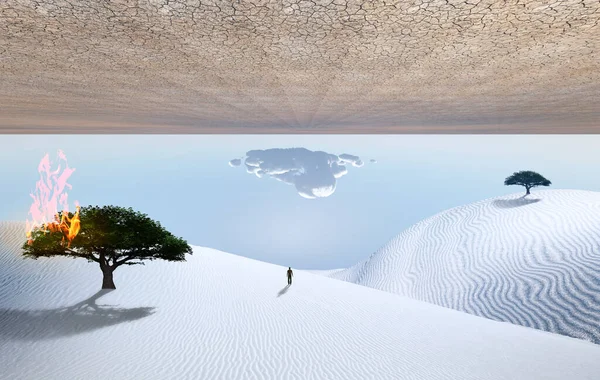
<box><xmin>1</xmin><ymin>0</ymin><xmax>599</xmax><ymax>133</ymax></box>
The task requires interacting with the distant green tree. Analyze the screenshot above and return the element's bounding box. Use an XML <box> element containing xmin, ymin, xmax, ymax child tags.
<box><xmin>22</xmin><ymin>205</ymin><xmax>192</xmax><ymax>289</ymax></box>
<box><xmin>504</xmin><ymin>171</ymin><xmax>552</xmax><ymax>196</ymax></box>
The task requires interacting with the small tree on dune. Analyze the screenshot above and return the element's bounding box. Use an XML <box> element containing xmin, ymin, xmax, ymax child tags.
<box><xmin>504</xmin><ymin>170</ymin><xmax>552</xmax><ymax>196</ymax></box>
<box><xmin>22</xmin><ymin>205</ymin><xmax>193</xmax><ymax>289</ymax></box>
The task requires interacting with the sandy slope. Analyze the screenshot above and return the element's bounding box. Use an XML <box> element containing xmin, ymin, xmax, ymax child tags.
<box><xmin>326</xmin><ymin>190</ymin><xmax>600</xmax><ymax>345</ymax></box>
<box><xmin>1</xmin><ymin>221</ymin><xmax>600</xmax><ymax>380</ymax></box>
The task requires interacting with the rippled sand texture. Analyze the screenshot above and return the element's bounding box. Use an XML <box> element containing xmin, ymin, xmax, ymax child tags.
<box><xmin>329</xmin><ymin>190</ymin><xmax>600</xmax><ymax>344</ymax></box>
<box><xmin>1</xmin><ymin>0</ymin><xmax>599</xmax><ymax>132</ymax></box>
<box><xmin>2</xmin><ymin>222</ymin><xmax>600</xmax><ymax>379</ymax></box>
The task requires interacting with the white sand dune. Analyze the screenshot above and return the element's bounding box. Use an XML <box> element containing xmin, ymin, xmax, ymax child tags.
<box><xmin>326</xmin><ymin>190</ymin><xmax>600</xmax><ymax>345</ymax></box>
<box><xmin>1</xmin><ymin>221</ymin><xmax>599</xmax><ymax>380</ymax></box>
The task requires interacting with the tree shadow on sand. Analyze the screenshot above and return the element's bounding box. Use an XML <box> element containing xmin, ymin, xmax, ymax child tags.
<box><xmin>277</xmin><ymin>284</ymin><xmax>291</xmax><ymax>297</ymax></box>
<box><xmin>492</xmin><ymin>197</ymin><xmax>542</xmax><ymax>209</ymax></box>
<box><xmin>0</xmin><ymin>289</ymin><xmax>155</xmax><ymax>341</ymax></box>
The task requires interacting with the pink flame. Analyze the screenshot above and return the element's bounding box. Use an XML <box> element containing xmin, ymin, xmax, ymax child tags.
<box><xmin>26</xmin><ymin>150</ymin><xmax>79</xmax><ymax>244</ymax></box>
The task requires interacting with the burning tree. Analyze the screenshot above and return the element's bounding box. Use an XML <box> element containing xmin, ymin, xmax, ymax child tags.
<box><xmin>23</xmin><ymin>150</ymin><xmax>191</xmax><ymax>289</ymax></box>
<box><xmin>23</xmin><ymin>205</ymin><xmax>193</xmax><ymax>289</ymax></box>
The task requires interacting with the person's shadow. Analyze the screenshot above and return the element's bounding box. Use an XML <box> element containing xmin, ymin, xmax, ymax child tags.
<box><xmin>277</xmin><ymin>284</ymin><xmax>291</xmax><ymax>297</ymax></box>
<box><xmin>0</xmin><ymin>289</ymin><xmax>155</xmax><ymax>341</ymax></box>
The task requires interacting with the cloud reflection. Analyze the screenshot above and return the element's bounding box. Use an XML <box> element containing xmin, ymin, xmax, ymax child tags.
<box><xmin>230</xmin><ymin>148</ymin><xmax>365</xmax><ymax>199</ymax></box>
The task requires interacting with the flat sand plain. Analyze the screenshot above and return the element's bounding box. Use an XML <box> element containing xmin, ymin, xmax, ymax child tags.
<box><xmin>1</xmin><ymin>0</ymin><xmax>599</xmax><ymax>133</ymax></box>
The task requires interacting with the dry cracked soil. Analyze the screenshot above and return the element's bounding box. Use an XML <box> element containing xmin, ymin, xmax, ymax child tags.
<box><xmin>1</xmin><ymin>0</ymin><xmax>599</xmax><ymax>133</ymax></box>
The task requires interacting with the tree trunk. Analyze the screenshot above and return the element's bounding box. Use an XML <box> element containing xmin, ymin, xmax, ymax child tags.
<box><xmin>525</xmin><ymin>186</ymin><xmax>531</xmax><ymax>196</ymax></box>
<box><xmin>101</xmin><ymin>268</ymin><xmax>116</xmax><ymax>289</ymax></box>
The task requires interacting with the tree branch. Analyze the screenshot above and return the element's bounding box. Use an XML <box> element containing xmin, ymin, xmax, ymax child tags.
<box><xmin>64</xmin><ymin>247</ymin><xmax>98</xmax><ymax>262</ymax></box>
<box><xmin>114</xmin><ymin>255</ymin><xmax>136</xmax><ymax>268</ymax></box>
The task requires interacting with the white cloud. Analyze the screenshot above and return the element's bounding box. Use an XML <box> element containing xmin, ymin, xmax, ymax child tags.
<box><xmin>228</xmin><ymin>159</ymin><xmax>242</xmax><ymax>167</ymax></box>
<box><xmin>231</xmin><ymin>148</ymin><xmax>365</xmax><ymax>198</ymax></box>
<box><xmin>339</xmin><ymin>154</ymin><xmax>364</xmax><ymax>167</ymax></box>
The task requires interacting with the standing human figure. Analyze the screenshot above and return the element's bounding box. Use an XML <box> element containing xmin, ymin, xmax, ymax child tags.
<box><xmin>287</xmin><ymin>267</ymin><xmax>293</xmax><ymax>285</ymax></box>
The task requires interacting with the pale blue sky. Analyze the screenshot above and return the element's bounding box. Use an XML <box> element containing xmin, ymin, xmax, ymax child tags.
<box><xmin>1</xmin><ymin>135</ymin><xmax>599</xmax><ymax>269</ymax></box>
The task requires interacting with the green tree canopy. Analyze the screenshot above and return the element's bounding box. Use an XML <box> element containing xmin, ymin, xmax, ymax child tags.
<box><xmin>22</xmin><ymin>205</ymin><xmax>193</xmax><ymax>289</ymax></box>
<box><xmin>504</xmin><ymin>170</ymin><xmax>552</xmax><ymax>196</ymax></box>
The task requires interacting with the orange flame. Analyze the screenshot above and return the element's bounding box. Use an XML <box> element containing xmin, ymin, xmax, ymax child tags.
<box><xmin>26</xmin><ymin>150</ymin><xmax>81</xmax><ymax>247</ymax></box>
